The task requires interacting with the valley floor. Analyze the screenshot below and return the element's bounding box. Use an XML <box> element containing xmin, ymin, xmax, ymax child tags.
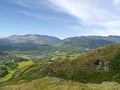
<box><xmin>0</xmin><ymin>77</ymin><xmax>120</xmax><ymax>90</ymax></box>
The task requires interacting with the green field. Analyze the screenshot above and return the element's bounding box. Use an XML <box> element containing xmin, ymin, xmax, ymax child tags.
<box><xmin>0</xmin><ymin>60</ymin><xmax>34</xmax><ymax>83</ymax></box>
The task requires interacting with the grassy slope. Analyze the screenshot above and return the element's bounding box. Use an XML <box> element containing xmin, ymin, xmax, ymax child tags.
<box><xmin>17</xmin><ymin>60</ymin><xmax>34</xmax><ymax>68</ymax></box>
<box><xmin>0</xmin><ymin>60</ymin><xmax>34</xmax><ymax>83</ymax></box>
<box><xmin>1</xmin><ymin>44</ymin><xmax>120</xmax><ymax>89</ymax></box>
<box><xmin>2</xmin><ymin>44</ymin><xmax>120</xmax><ymax>85</ymax></box>
<box><xmin>39</xmin><ymin>44</ymin><xmax>120</xmax><ymax>83</ymax></box>
<box><xmin>0</xmin><ymin>77</ymin><xmax>120</xmax><ymax>90</ymax></box>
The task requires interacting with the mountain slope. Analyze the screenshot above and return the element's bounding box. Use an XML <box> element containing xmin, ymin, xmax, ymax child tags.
<box><xmin>58</xmin><ymin>37</ymin><xmax>114</xmax><ymax>54</ymax></box>
<box><xmin>42</xmin><ymin>44</ymin><xmax>120</xmax><ymax>83</ymax></box>
<box><xmin>2</xmin><ymin>44</ymin><xmax>120</xmax><ymax>84</ymax></box>
<box><xmin>87</xmin><ymin>35</ymin><xmax>120</xmax><ymax>43</ymax></box>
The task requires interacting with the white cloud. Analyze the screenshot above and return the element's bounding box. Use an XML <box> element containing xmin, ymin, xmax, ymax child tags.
<box><xmin>113</xmin><ymin>0</ymin><xmax>120</xmax><ymax>5</ymax></box>
<box><xmin>68</xmin><ymin>24</ymin><xmax>120</xmax><ymax>36</ymax></box>
<box><xmin>48</xmin><ymin>0</ymin><xmax>120</xmax><ymax>35</ymax></box>
<box><xmin>48</xmin><ymin>0</ymin><xmax>93</xmax><ymax>23</ymax></box>
<box><xmin>48</xmin><ymin>0</ymin><xmax>111</xmax><ymax>23</ymax></box>
<box><xmin>91</xmin><ymin>29</ymin><xmax>120</xmax><ymax>36</ymax></box>
<box><xmin>11</xmin><ymin>0</ymin><xmax>73</xmax><ymax>24</ymax></box>
<box><xmin>10</xmin><ymin>0</ymin><xmax>120</xmax><ymax>36</ymax></box>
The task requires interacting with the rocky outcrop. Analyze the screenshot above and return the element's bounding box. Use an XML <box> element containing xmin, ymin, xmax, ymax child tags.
<box><xmin>85</xmin><ymin>60</ymin><xmax>109</xmax><ymax>71</ymax></box>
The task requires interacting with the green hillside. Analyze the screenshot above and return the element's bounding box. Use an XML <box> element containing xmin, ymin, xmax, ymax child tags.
<box><xmin>0</xmin><ymin>52</ymin><xmax>28</xmax><ymax>78</ymax></box>
<box><xmin>58</xmin><ymin>37</ymin><xmax>114</xmax><ymax>54</ymax></box>
<box><xmin>0</xmin><ymin>60</ymin><xmax>34</xmax><ymax>83</ymax></box>
<box><xmin>1</xmin><ymin>44</ymin><xmax>120</xmax><ymax>86</ymax></box>
<box><xmin>0</xmin><ymin>51</ymin><xmax>34</xmax><ymax>83</ymax></box>
<box><xmin>42</xmin><ymin>44</ymin><xmax>120</xmax><ymax>83</ymax></box>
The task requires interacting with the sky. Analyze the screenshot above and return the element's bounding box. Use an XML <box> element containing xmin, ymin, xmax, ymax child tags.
<box><xmin>0</xmin><ymin>0</ymin><xmax>120</xmax><ymax>38</ymax></box>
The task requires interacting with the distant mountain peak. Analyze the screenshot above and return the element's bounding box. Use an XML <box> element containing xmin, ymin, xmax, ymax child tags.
<box><xmin>3</xmin><ymin>34</ymin><xmax>62</xmax><ymax>45</ymax></box>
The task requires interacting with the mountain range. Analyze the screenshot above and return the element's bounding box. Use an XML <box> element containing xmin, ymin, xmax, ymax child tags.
<box><xmin>0</xmin><ymin>34</ymin><xmax>120</xmax><ymax>59</ymax></box>
<box><xmin>1</xmin><ymin>34</ymin><xmax>120</xmax><ymax>45</ymax></box>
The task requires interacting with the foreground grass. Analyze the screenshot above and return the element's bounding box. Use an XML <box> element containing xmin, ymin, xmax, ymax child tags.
<box><xmin>0</xmin><ymin>77</ymin><xmax>120</xmax><ymax>90</ymax></box>
<box><xmin>0</xmin><ymin>60</ymin><xmax>34</xmax><ymax>82</ymax></box>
